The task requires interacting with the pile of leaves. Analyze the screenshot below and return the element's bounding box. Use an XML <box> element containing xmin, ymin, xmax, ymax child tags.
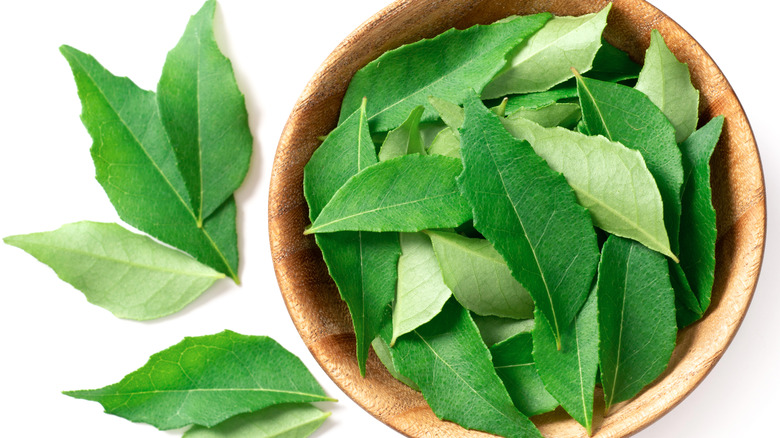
<box><xmin>304</xmin><ymin>4</ymin><xmax>721</xmax><ymax>437</ymax></box>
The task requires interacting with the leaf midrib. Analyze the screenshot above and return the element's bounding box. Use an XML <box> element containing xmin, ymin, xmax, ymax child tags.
<box><xmin>74</xmin><ymin>387</ymin><xmax>332</xmax><ymax>399</ymax></box>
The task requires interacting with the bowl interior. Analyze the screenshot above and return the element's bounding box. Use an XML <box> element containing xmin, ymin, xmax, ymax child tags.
<box><xmin>269</xmin><ymin>0</ymin><xmax>765</xmax><ymax>436</ymax></box>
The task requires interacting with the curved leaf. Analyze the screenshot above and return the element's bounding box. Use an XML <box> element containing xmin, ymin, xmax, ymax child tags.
<box><xmin>378</xmin><ymin>106</ymin><xmax>425</xmax><ymax>161</ymax></box>
<box><xmin>183</xmin><ymin>404</ymin><xmax>330</xmax><ymax>438</ymax></box>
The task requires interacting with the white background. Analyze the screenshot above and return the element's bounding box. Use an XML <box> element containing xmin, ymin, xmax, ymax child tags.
<box><xmin>0</xmin><ymin>1</ymin><xmax>777</xmax><ymax>437</ymax></box>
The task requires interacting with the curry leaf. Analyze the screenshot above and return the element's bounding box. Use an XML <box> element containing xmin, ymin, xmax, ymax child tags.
<box><xmin>586</xmin><ymin>40</ymin><xmax>641</xmax><ymax>83</ymax></box>
<box><xmin>391</xmin><ymin>233</ymin><xmax>452</xmax><ymax>344</ymax></box>
<box><xmin>372</xmin><ymin>334</ymin><xmax>419</xmax><ymax>390</ymax></box>
<box><xmin>490</xmin><ymin>329</ymin><xmax>559</xmax><ymax>417</ymax></box>
<box><xmin>504</xmin><ymin>102</ymin><xmax>581</xmax><ymax>129</ymax></box>
<box><xmin>533</xmin><ymin>287</ymin><xmax>599</xmax><ymax>433</ymax></box>
<box><xmin>635</xmin><ymin>30</ymin><xmax>699</xmax><ymax>144</ymax></box>
<box><xmin>498</xmin><ymin>86</ymin><xmax>578</xmax><ymax>114</ymax></box>
<box><xmin>679</xmin><ymin>116</ymin><xmax>723</xmax><ymax>317</ymax></box>
<box><xmin>427</xmin><ymin>127</ymin><xmax>461</xmax><ymax>158</ymax></box>
<box><xmin>4</xmin><ymin>221</ymin><xmax>223</xmax><ymax>320</ymax></box>
<box><xmin>64</xmin><ymin>330</ymin><xmax>334</xmax><ymax>430</ymax></box>
<box><xmin>502</xmin><ymin>115</ymin><xmax>673</xmax><ymax>259</ymax></box>
<box><xmin>426</xmin><ymin>230</ymin><xmax>534</xmax><ymax>319</ymax></box>
<box><xmin>378</xmin><ymin>106</ymin><xmax>425</xmax><ymax>161</ymax></box>
<box><xmin>473</xmin><ymin>314</ymin><xmax>535</xmax><ymax>347</ymax></box>
<box><xmin>183</xmin><ymin>404</ymin><xmax>330</xmax><ymax>438</ymax></box>
<box><xmin>458</xmin><ymin>92</ymin><xmax>599</xmax><ymax>347</ymax></box>
<box><xmin>597</xmin><ymin>235</ymin><xmax>677</xmax><ymax>412</ymax></box>
<box><xmin>304</xmin><ymin>100</ymin><xmax>400</xmax><ymax>376</ymax></box>
<box><xmin>576</xmin><ymin>74</ymin><xmax>684</xmax><ymax>260</ymax></box>
<box><xmin>306</xmin><ymin>154</ymin><xmax>471</xmax><ymax>234</ymax></box>
<box><xmin>482</xmin><ymin>4</ymin><xmax>610</xmax><ymax>98</ymax></box>
<box><xmin>157</xmin><ymin>0</ymin><xmax>252</xmax><ymax>223</ymax></box>
<box><xmin>60</xmin><ymin>45</ymin><xmax>239</xmax><ymax>281</ymax></box>
<box><xmin>339</xmin><ymin>13</ymin><xmax>551</xmax><ymax>132</ymax></box>
<box><xmin>391</xmin><ymin>299</ymin><xmax>542</xmax><ymax>438</ymax></box>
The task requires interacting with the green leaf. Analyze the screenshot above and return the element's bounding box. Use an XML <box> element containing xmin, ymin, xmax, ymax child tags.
<box><xmin>679</xmin><ymin>116</ymin><xmax>723</xmax><ymax>316</ymax></box>
<box><xmin>635</xmin><ymin>30</ymin><xmax>699</xmax><ymax>144</ymax></box>
<box><xmin>585</xmin><ymin>40</ymin><xmax>641</xmax><ymax>83</ymax></box>
<box><xmin>391</xmin><ymin>233</ymin><xmax>452</xmax><ymax>345</ymax></box>
<box><xmin>502</xmin><ymin>115</ymin><xmax>673</xmax><ymax>259</ymax></box>
<box><xmin>339</xmin><ymin>13</ymin><xmax>552</xmax><ymax>132</ymax></box>
<box><xmin>473</xmin><ymin>314</ymin><xmax>535</xmax><ymax>347</ymax></box>
<box><xmin>372</xmin><ymin>334</ymin><xmax>419</xmax><ymax>390</ymax></box>
<box><xmin>597</xmin><ymin>235</ymin><xmax>677</xmax><ymax>412</ymax></box>
<box><xmin>504</xmin><ymin>102</ymin><xmax>581</xmax><ymax>129</ymax></box>
<box><xmin>4</xmin><ymin>221</ymin><xmax>223</xmax><ymax>320</ymax></box>
<box><xmin>458</xmin><ymin>92</ymin><xmax>599</xmax><ymax>348</ymax></box>
<box><xmin>482</xmin><ymin>4</ymin><xmax>610</xmax><ymax>98</ymax></box>
<box><xmin>183</xmin><ymin>404</ymin><xmax>330</xmax><ymax>438</ymax></box>
<box><xmin>533</xmin><ymin>288</ymin><xmax>598</xmax><ymax>433</ymax></box>
<box><xmin>427</xmin><ymin>127</ymin><xmax>461</xmax><ymax>158</ymax></box>
<box><xmin>391</xmin><ymin>299</ymin><xmax>542</xmax><ymax>438</ymax></box>
<box><xmin>490</xmin><ymin>331</ymin><xmax>559</xmax><ymax>417</ymax></box>
<box><xmin>306</xmin><ymin>154</ymin><xmax>471</xmax><ymax>234</ymax></box>
<box><xmin>64</xmin><ymin>331</ymin><xmax>334</xmax><ymax>430</ymax></box>
<box><xmin>157</xmin><ymin>0</ymin><xmax>252</xmax><ymax>223</ymax></box>
<box><xmin>304</xmin><ymin>100</ymin><xmax>400</xmax><ymax>376</ymax></box>
<box><xmin>60</xmin><ymin>45</ymin><xmax>239</xmax><ymax>281</ymax></box>
<box><xmin>428</xmin><ymin>96</ymin><xmax>465</xmax><ymax>130</ymax></box>
<box><xmin>498</xmin><ymin>86</ymin><xmax>578</xmax><ymax>114</ymax></box>
<box><xmin>576</xmin><ymin>75</ymin><xmax>683</xmax><ymax>260</ymax></box>
<box><xmin>426</xmin><ymin>230</ymin><xmax>533</xmax><ymax>319</ymax></box>
<box><xmin>378</xmin><ymin>106</ymin><xmax>425</xmax><ymax>161</ymax></box>
<box><xmin>671</xmin><ymin>260</ymin><xmax>703</xmax><ymax>328</ymax></box>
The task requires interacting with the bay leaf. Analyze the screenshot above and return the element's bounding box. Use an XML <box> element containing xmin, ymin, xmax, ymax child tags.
<box><xmin>426</xmin><ymin>230</ymin><xmax>534</xmax><ymax>319</ymax></box>
<box><xmin>60</xmin><ymin>45</ymin><xmax>239</xmax><ymax>281</ymax></box>
<box><xmin>304</xmin><ymin>100</ymin><xmax>400</xmax><ymax>376</ymax></box>
<box><xmin>576</xmin><ymin>74</ymin><xmax>683</xmax><ymax>260</ymax></box>
<box><xmin>4</xmin><ymin>221</ymin><xmax>223</xmax><ymax>320</ymax></box>
<box><xmin>339</xmin><ymin>13</ymin><xmax>551</xmax><ymax>132</ymax></box>
<box><xmin>679</xmin><ymin>116</ymin><xmax>723</xmax><ymax>317</ymax></box>
<box><xmin>473</xmin><ymin>314</ymin><xmax>535</xmax><ymax>347</ymax></box>
<box><xmin>482</xmin><ymin>4</ymin><xmax>610</xmax><ymax>98</ymax></box>
<box><xmin>505</xmin><ymin>102</ymin><xmax>581</xmax><ymax>129</ymax></box>
<box><xmin>391</xmin><ymin>299</ymin><xmax>542</xmax><ymax>438</ymax></box>
<box><xmin>157</xmin><ymin>0</ymin><xmax>252</xmax><ymax>223</ymax></box>
<box><xmin>635</xmin><ymin>30</ymin><xmax>699</xmax><ymax>144</ymax></box>
<box><xmin>533</xmin><ymin>288</ymin><xmax>599</xmax><ymax>433</ymax></box>
<box><xmin>502</xmin><ymin>115</ymin><xmax>673</xmax><ymax>259</ymax></box>
<box><xmin>378</xmin><ymin>106</ymin><xmax>425</xmax><ymax>161</ymax></box>
<box><xmin>490</xmin><ymin>330</ymin><xmax>559</xmax><ymax>417</ymax></box>
<box><xmin>64</xmin><ymin>330</ymin><xmax>335</xmax><ymax>430</ymax></box>
<box><xmin>458</xmin><ymin>92</ymin><xmax>599</xmax><ymax>347</ymax></box>
<box><xmin>597</xmin><ymin>235</ymin><xmax>677</xmax><ymax>412</ymax></box>
<box><xmin>391</xmin><ymin>233</ymin><xmax>452</xmax><ymax>345</ymax></box>
<box><xmin>183</xmin><ymin>404</ymin><xmax>330</xmax><ymax>438</ymax></box>
<box><xmin>427</xmin><ymin>127</ymin><xmax>461</xmax><ymax>158</ymax></box>
<box><xmin>306</xmin><ymin>154</ymin><xmax>471</xmax><ymax>234</ymax></box>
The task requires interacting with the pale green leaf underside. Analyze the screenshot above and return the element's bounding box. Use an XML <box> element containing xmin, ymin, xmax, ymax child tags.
<box><xmin>60</xmin><ymin>45</ymin><xmax>239</xmax><ymax>281</ymax></box>
<box><xmin>505</xmin><ymin>102</ymin><xmax>581</xmax><ymax>129</ymax></box>
<box><xmin>5</xmin><ymin>221</ymin><xmax>223</xmax><ymax>320</ymax></box>
<box><xmin>503</xmin><ymin>116</ymin><xmax>673</xmax><ymax>259</ymax></box>
<box><xmin>482</xmin><ymin>4</ymin><xmax>610</xmax><ymax>98</ymax></box>
<box><xmin>64</xmin><ymin>331</ymin><xmax>333</xmax><ymax>430</ymax></box>
<box><xmin>473</xmin><ymin>314</ymin><xmax>535</xmax><ymax>347</ymax></box>
<box><xmin>392</xmin><ymin>233</ymin><xmax>452</xmax><ymax>344</ymax></box>
<box><xmin>427</xmin><ymin>127</ymin><xmax>461</xmax><ymax>158</ymax></box>
<box><xmin>635</xmin><ymin>30</ymin><xmax>699</xmax><ymax>144</ymax></box>
<box><xmin>378</xmin><ymin>105</ymin><xmax>426</xmax><ymax>161</ymax></box>
<box><xmin>307</xmin><ymin>154</ymin><xmax>471</xmax><ymax>234</ymax></box>
<box><xmin>183</xmin><ymin>404</ymin><xmax>330</xmax><ymax>438</ymax></box>
<box><xmin>372</xmin><ymin>333</ymin><xmax>419</xmax><ymax>390</ymax></box>
<box><xmin>426</xmin><ymin>230</ymin><xmax>533</xmax><ymax>319</ymax></box>
<box><xmin>158</xmin><ymin>0</ymin><xmax>252</xmax><ymax>222</ymax></box>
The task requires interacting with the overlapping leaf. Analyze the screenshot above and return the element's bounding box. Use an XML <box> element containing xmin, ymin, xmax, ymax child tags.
<box><xmin>339</xmin><ymin>13</ymin><xmax>551</xmax><ymax>131</ymax></box>
<box><xmin>157</xmin><ymin>0</ymin><xmax>252</xmax><ymax>223</ymax></box>
<box><xmin>183</xmin><ymin>404</ymin><xmax>330</xmax><ymax>438</ymax></box>
<box><xmin>4</xmin><ymin>221</ymin><xmax>223</xmax><ymax>320</ymax></box>
<box><xmin>64</xmin><ymin>331</ymin><xmax>334</xmax><ymax>430</ymax></box>
<box><xmin>378</xmin><ymin>106</ymin><xmax>425</xmax><ymax>161</ymax></box>
<box><xmin>473</xmin><ymin>315</ymin><xmax>535</xmax><ymax>347</ymax></box>
<box><xmin>60</xmin><ymin>45</ymin><xmax>239</xmax><ymax>281</ymax></box>
<box><xmin>458</xmin><ymin>93</ymin><xmax>599</xmax><ymax>347</ymax></box>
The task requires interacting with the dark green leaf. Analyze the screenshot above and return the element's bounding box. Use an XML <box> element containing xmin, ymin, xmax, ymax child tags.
<box><xmin>157</xmin><ymin>0</ymin><xmax>252</xmax><ymax>222</ymax></box>
<box><xmin>372</xmin><ymin>332</ymin><xmax>419</xmax><ymax>391</ymax></box>
<box><xmin>585</xmin><ymin>40</ymin><xmax>641</xmax><ymax>83</ymax></box>
<box><xmin>533</xmin><ymin>288</ymin><xmax>599</xmax><ymax>433</ymax></box>
<box><xmin>304</xmin><ymin>100</ymin><xmax>400</xmax><ymax>376</ymax></box>
<box><xmin>306</xmin><ymin>154</ymin><xmax>471</xmax><ymax>234</ymax></box>
<box><xmin>339</xmin><ymin>13</ymin><xmax>552</xmax><ymax>132</ymax></box>
<box><xmin>4</xmin><ymin>221</ymin><xmax>223</xmax><ymax>320</ymax></box>
<box><xmin>458</xmin><ymin>92</ymin><xmax>599</xmax><ymax>347</ymax></box>
<box><xmin>491</xmin><ymin>331</ymin><xmax>559</xmax><ymax>417</ymax></box>
<box><xmin>183</xmin><ymin>404</ymin><xmax>330</xmax><ymax>438</ymax></box>
<box><xmin>597</xmin><ymin>236</ymin><xmax>677</xmax><ymax>412</ymax></box>
<box><xmin>391</xmin><ymin>299</ymin><xmax>541</xmax><ymax>438</ymax></box>
<box><xmin>60</xmin><ymin>45</ymin><xmax>239</xmax><ymax>281</ymax></box>
<box><xmin>64</xmin><ymin>331</ymin><xmax>334</xmax><ymax>430</ymax></box>
<box><xmin>576</xmin><ymin>74</ymin><xmax>683</xmax><ymax>261</ymax></box>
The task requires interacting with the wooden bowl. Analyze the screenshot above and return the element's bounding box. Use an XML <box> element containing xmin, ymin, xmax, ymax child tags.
<box><xmin>269</xmin><ymin>0</ymin><xmax>766</xmax><ymax>436</ymax></box>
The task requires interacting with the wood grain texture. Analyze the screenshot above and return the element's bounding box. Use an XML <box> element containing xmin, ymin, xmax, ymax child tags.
<box><xmin>268</xmin><ymin>0</ymin><xmax>766</xmax><ymax>436</ymax></box>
